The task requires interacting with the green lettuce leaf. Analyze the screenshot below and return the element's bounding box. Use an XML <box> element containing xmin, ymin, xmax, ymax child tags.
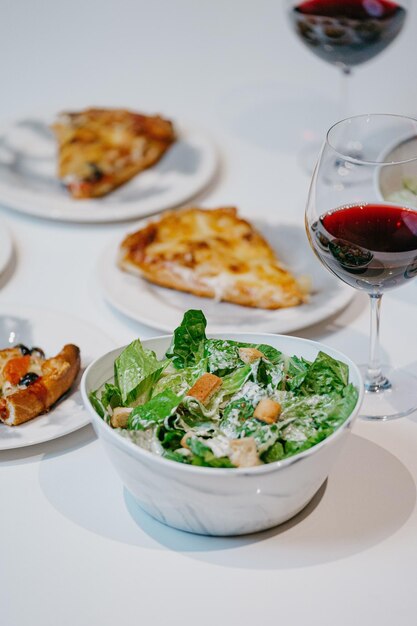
<box><xmin>185</xmin><ymin>437</ymin><xmax>235</xmax><ymax>468</ymax></box>
<box><xmin>180</xmin><ymin>365</ymin><xmax>252</xmax><ymax>425</ymax></box>
<box><xmin>221</xmin><ymin>365</ymin><xmax>252</xmax><ymax>396</ymax></box>
<box><xmin>100</xmin><ymin>383</ymin><xmax>123</xmax><ymax>411</ymax></box>
<box><xmin>162</xmin><ymin>450</ymin><xmax>190</xmax><ymax>464</ymax></box>
<box><xmin>151</xmin><ymin>361</ymin><xmax>206</xmax><ymax>398</ymax></box>
<box><xmin>115</xmin><ymin>339</ymin><xmax>168</xmax><ymax>405</ymax></box>
<box><xmin>285</xmin><ymin>356</ymin><xmax>310</xmax><ymax>391</ymax></box>
<box><xmin>325</xmin><ymin>383</ymin><xmax>359</xmax><ymax>427</ymax></box>
<box><xmin>166</xmin><ymin>310</ymin><xmax>207</xmax><ymax>369</ymax></box>
<box><xmin>301</xmin><ymin>351</ymin><xmax>349</xmax><ymax>396</ymax></box>
<box><xmin>261</xmin><ymin>441</ymin><xmax>285</xmax><ymax>463</ymax></box>
<box><xmin>222</xmin><ymin>398</ymin><xmax>254</xmax><ymax>423</ymax></box>
<box><xmin>128</xmin><ymin>390</ymin><xmax>182</xmax><ymax>430</ymax></box>
<box><xmin>205</xmin><ymin>339</ymin><xmax>244</xmax><ymax>375</ymax></box>
<box><xmin>284</xmin><ymin>428</ymin><xmax>332</xmax><ymax>457</ymax></box>
<box><xmin>157</xmin><ymin>426</ymin><xmax>185</xmax><ymax>451</ymax></box>
<box><xmin>206</xmin><ymin>339</ymin><xmax>282</xmax><ymax>376</ymax></box>
<box><xmin>255</xmin><ymin>344</ymin><xmax>282</xmax><ymax>364</ymax></box>
<box><xmin>89</xmin><ymin>391</ymin><xmax>105</xmax><ymax>419</ymax></box>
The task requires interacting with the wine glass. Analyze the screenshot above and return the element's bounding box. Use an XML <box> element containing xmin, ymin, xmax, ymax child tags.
<box><xmin>306</xmin><ymin>114</ymin><xmax>417</xmax><ymax>420</ymax></box>
<box><xmin>287</xmin><ymin>0</ymin><xmax>409</xmax><ymax>170</ymax></box>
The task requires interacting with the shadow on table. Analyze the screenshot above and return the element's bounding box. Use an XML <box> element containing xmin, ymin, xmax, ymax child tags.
<box><xmin>38</xmin><ymin>433</ymin><xmax>416</xmax><ymax>569</ymax></box>
<box><xmin>217</xmin><ymin>80</ymin><xmax>340</xmax><ymax>155</ymax></box>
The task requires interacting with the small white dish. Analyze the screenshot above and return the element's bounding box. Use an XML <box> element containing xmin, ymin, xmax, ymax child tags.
<box><xmin>81</xmin><ymin>333</ymin><xmax>363</xmax><ymax>536</ymax></box>
<box><xmin>377</xmin><ymin>134</ymin><xmax>417</xmax><ymax>206</ymax></box>
<box><xmin>0</xmin><ymin>117</ymin><xmax>217</xmax><ymax>222</ymax></box>
<box><xmin>0</xmin><ymin>305</ymin><xmax>115</xmax><ymax>450</ymax></box>
<box><xmin>98</xmin><ymin>219</ymin><xmax>353</xmax><ymax>334</ymax></box>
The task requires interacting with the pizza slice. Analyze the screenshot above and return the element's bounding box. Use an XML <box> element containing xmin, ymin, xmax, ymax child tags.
<box><xmin>118</xmin><ymin>206</ymin><xmax>308</xmax><ymax>309</ymax></box>
<box><xmin>52</xmin><ymin>107</ymin><xmax>176</xmax><ymax>199</ymax></box>
<box><xmin>0</xmin><ymin>344</ymin><xmax>80</xmax><ymax>426</ymax></box>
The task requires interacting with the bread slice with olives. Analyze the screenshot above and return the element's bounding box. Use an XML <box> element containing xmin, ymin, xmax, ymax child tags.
<box><xmin>0</xmin><ymin>344</ymin><xmax>80</xmax><ymax>426</ymax></box>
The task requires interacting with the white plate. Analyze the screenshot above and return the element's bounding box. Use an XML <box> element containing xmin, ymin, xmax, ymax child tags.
<box><xmin>0</xmin><ymin>117</ymin><xmax>217</xmax><ymax>222</ymax></box>
<box><xmin>0</xmin><ymin>218</ymin><xmax>13</xmax><ymax>275</ymax></box>
<box><xmin>98</xmin><ymin>219</ymin><xmax>354</xmax><ymax>334</ymax></box>
<box><xmin>0</xmin><ymin>305</ymin><xmax>116</xmax><ymax>450</ymax></box>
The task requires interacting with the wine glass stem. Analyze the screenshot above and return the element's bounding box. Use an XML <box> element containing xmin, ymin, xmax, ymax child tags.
<box><xmin>365</xmin><ymin>293</ymin><xmax>391</xmax><ymax>393</ymax></box>
<box><xmin>340</xmin><ymin>65</ymin><xmax>351</xmax><ymax>120</ymax></box>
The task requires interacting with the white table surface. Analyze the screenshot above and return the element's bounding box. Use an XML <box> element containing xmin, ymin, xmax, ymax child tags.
<box><xmin>2</xmin><ymin>2</ymin><xmax>417</xmax><ymax>625</ymax></box>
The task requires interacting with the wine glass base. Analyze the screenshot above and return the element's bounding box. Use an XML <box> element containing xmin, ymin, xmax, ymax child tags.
<box><xmin>358</xmin><ymin>365</ymin><xmax>417</xmax><ymax>421</ymax></box>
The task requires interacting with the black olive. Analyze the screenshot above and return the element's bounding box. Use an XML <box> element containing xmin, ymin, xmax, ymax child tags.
<box><xmin>86</xmin><ymin>162</ymin><xmax>104</xmax><ymax>182</ymax></box>
<box><xmin>15</xmin><ymin>344</ymin><xmax>31</xmax><ymax>355</ymax></box>
<box><xmin>19</xmin><ymin>372</ymin><xmax>40</xmax><ymax>387</ymax></box>
<box><xmin>30</xmin><ymin>347</ymin><xmax>45</xmax><ymax>359</ymax></box>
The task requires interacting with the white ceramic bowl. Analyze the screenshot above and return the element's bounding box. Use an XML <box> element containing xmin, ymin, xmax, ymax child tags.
<box><xmin>81</xmin><ymin>333</ymin><xmax>363</xmax><ymax>536</ymax></box>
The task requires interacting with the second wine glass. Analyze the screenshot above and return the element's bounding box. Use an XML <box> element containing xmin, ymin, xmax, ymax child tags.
<box><xmin>288</xmin><ymin>0</ymin><xmax>408</xmax><ymax>171</ymax></box>
<box><xmin>306</xmin><ymin>113</ymin><xmax>417</xmax><ymax>420</ymax></box>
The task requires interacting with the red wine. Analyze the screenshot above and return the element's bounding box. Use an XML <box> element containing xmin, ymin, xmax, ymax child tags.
<box><xmin>310</xmin><ymin>204</ymin><xmax>417</xmax><ymax>292</ymax></box>
<box><xmin>291</xmin><ymin>0</ymin><xmax>406</xmax><ymax>67</ymax></box>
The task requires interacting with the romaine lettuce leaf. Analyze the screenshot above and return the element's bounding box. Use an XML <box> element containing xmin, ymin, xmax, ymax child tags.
<box><xmin>206</xmin><ymin>339</ymin><xmax>282</xmax><ymax>376</ymax></box>
<box><xmin>256</xmin><ymin>360</ymin><xmax>284</xmax><ymax>390</ymax></box>
<box><xmin>239</xmin><ymin>418</ymin><xmax>279</xmax><ymax>453</ymax></box>
<box><xmin>166</xmin><ymin>309</ymin><xmax>207</xmax><ymax>369</ymax></box>
<box><xmin>221</xmin><ymin>365</ymin><xmax>252</xmax><ymax>396</ymax></box>
<box><xmin>222</xmin><ymin>398</ymin><xmax>254</xmax><ymax>423</ymax></box>
<box><xmin>254</xmin><ymin>344</ymin><xmax>282</xmax><ymax>364</ymax></box>
<box><xmin>300</xmin><ymin>351</ymin><xmax>349</xmax><ymax>395</ymax></box>
<box><xmin>325</xmin><ymin>383</ymin><xmax>359</xmax><ymax>427</ymax></box>
<box><xmin>162</xmin><ymin>450</ymin><xmax>190</xmax><ymax>464</ymax></box>
<box><xmin>101</xmin><ymin>383</ymin><xmax>123</xmax><ymax>411</ymax></box>
<box><xmin>285</xmin><ymin>356</ymin><xmax>310</xmax><ymax>391</ymax></box>
<box><xmin>89</xmin><ymin>383</ymin><xmax>123</xmax><ymax>423</ymax></box>
<box><xmin>185</xmin><ymin>437</ymin><xmax>235</xmax><ymax>468</ymax></box>
<box><xmin>261</xmin><ymin>441</ymin><xmax>285</xmax><ymax>463</ymax></box>
<box><xmin>205</xmin><ymin>339</ymin><xmax>244</xmax><ymax>375</ymax></box>
<box><xmin>115</xmin><ymin>339</ymin><xmax>168</xmax><ymax>405</ymax></box>
<box><xmin>128</xmin><ymin>390</ymin><xmax>182</xmax><ymax>430</ymax></box>
<box><xmin>152</xmin><ymin>361</ymin><xmax>206</xmax><ymax>397</ymax></box>
<box><xmin>88</xmin><ymin>391</ymin><xmax>105</xmax><ymax>419</ymax></box>
<box><xmin>283</xmin><ymin>428</ymin><xmax>332</xmax><ymax>457</ymax></box>
<box><xmin>157</xmin><ymin>426</ymin><xmax>185</xmax><ymax>451</ymax></box>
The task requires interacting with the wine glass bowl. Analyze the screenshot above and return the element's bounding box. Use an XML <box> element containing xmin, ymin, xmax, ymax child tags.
<box><xmin>305</xmin><ymin>114</ymin><xmax>417</xmax><ymax>420</ymax></box>
<box><xmin>288</xmin><ymin>0</ymin><xmax>408</xmax><ymax>72</ymax></box>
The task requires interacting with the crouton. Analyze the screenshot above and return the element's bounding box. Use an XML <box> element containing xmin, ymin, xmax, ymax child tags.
<box><xmin>186</xmin><ymin>373</ymin><xmax>222</xmax><ymax>405</ymax></box>
<box><xmin>238</xmin><ymin>347</ymin><xmax>265</xmax><ymax>364</ymax></box>
<box><xmin>253</xmin><ymin>398</ymin><xmax>281</xmax><ymax>424</ymax></box>
<box><xmin>229</xmin><ymin>438</ymin><xmax>261</xmax><ymax>467</ymax></box>
<box><xmin>110</xmin><ymin>406</ymin><xmax>132</xmax><ymax>429</ymax></box>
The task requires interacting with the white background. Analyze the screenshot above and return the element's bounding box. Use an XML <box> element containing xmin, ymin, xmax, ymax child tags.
<box><xmin>1</xmin><ymin>2</ymin><xmax>417</xmax><ymax>625</ymax></box>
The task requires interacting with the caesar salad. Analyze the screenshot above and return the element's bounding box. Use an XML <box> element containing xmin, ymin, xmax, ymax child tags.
<box><xmin>89</xmin><ymin>310</ymin><xmax>358</xmax><ymax>468</ymax></box>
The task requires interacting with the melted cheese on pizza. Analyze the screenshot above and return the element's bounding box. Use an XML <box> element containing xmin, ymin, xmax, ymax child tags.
<box><xmin>52</xmin><ymin>108</ymin><xmax>176</xmax><ymax>199</ymax></box>
<box><xmin>119</xmin><ymin>207</ymin><xmax>308</xmax><ymax>309</ymax></box>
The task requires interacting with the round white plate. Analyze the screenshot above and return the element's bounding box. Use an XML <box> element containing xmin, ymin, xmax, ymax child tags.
<box><xmin>98</xmin><ymin>219</ymin><xmax>354</xmax><ymax>334</ymax></box>
<box><xmin>0</xmin><ymin>218</ymin><xmax>13</xmax><ymax>275</ymax></box>
<box><xmin>0</xmin><ymin>117</ymin><xmax>217</xmax><ymax>222</ymax></box>
<box><xmin>0</xmin><ymin>305</ymin><xmax>116</xmax><ymax>450</ymax></box>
